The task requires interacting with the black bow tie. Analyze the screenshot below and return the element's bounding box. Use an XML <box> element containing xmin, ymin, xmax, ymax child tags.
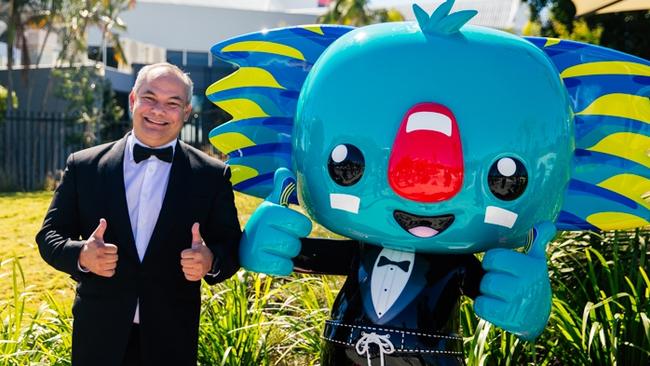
<box><xmin>133</xmin><ymin>144</ymin><xmax>173</xmax><ymax>163</ymax></box>
<box><xmin>377</xmin><ymin>255</ymin><xmax>411</xmax><ymax>272</ymax></box>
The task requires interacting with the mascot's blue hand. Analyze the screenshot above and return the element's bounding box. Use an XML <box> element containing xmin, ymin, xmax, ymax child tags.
<box><xmin>240</xmin><ymin>168</ymin><xmax>312</xmax><ymax>275</ymax></box>
<box><xmin>474</xmin><ymin>221</ymin><xmax>556</xmax><ymax>341</ymax></box>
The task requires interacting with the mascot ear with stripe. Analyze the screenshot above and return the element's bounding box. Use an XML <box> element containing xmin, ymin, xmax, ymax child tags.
<box><xmin>206</xmin><ymin>25</ymin><xmax>354</xmax><ymax>203</ymax></box>
<box><xmin>526</xmin><ymin>37</ymin><xmax>650</xmax><ymax>231</ymax></box>
<box><xmin>207</xmin><ymin>1</ymin><xmax>649</xmax><ymax>364</ymax></box>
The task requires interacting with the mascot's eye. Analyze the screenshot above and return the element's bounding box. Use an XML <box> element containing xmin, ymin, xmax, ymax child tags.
<box><xmin>328</xmin><ymin>144</ymin><xmax>365</xmax><ymax>186</ymax></box>
<box><xmin>488</xmin><ymin>157</ymin><xmax>528</xmax><ymax>201</ymax></box>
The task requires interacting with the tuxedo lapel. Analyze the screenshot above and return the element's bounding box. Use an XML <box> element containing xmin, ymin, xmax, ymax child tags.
<box><xmin>377</xmin><ymin>254</ymin><xmax>427</xmax><ymax>322</ymax></box>
<box><xmin>141</xmin><ymin>140</ymin><xmax>190</xmax><ymax>265</ymax></box>
<box><xmin>359</xmin><ymin>245</ymin><xmax>427</xmax><ymax>325</ymax></box>
<box><xmin>100</xmin><ymin>136</ymin><xmax>138</xmax><ymax>261</ymax></box>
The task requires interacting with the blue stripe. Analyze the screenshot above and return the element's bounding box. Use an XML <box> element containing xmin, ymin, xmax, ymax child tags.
<box><xmin>568</xmin><ymin>179</ymin><xmax>639</xmax><ymax>209</ymax></box>
<box><xmin>574</xmin><ymin>115</ymin><xmax>649</xmax><ymax>147</ymax></box>
<box><xmin>228</xmin><ymin>143</ymin><xmax>293</xmax><ymax>158</ymax></box>
<box><xmin>556</xmin><ymin>210</ymin><xmax>600</xmax><ymax>231</ymax></box>
<box><xmin>564</xmin><ymin>75</ymin><xmax>650</xmax><ymax>112</ymax></box>
<box><xmin>234</xmin><ymin>173</ymin><xmax>274</xmax><ymax>191</ymax></box>
<box><xmin>524</xmin><ymin>37</ymin><xmax>649</xmax><ymax>72</ymax></box>
<box><xmin>209</xmin><ymin>117</ymin><xmax>294</xmax><ymax>139</ymax></box>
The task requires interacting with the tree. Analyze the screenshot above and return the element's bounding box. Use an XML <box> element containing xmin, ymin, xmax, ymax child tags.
<box><xmin>1</xmin><ymin>0</ymin><xmax>133</xmax><ymax>112</ymax></box>
<box><xmin>318</xmin><ymin>0</ymin><xmax>404</xmax><ymax>26</ymax></box>
<box><xmin>52</xmin><ymin>65</ymin><xmax>124</xmax><ymax>146</ymax></box>
<box><xmin>526</xmin><ymin>0</ymin><xmax>650</xmax><ymax>59</ymax></box>
<box><xmin>56</xmin><ymin>0</ymin><xmax>132</xmax><ymax>66</ymax></box>
<box><xmin>0</xmin><ymin>84</ymin><xmax>18</xmax><ymax>122</ymax></box>
<box><xmin>0</xmin><ymin>0</ymin><xmax>49</xmax><ymax>112</ymax></box>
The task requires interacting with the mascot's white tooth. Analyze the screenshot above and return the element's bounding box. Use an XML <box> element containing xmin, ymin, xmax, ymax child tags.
<box><xmin>484</xmin><ymin>206</ymin><xmax>518</xmax><ymax>228</ymax></box>
<box><xmin>330</xmin><ymin>193</ymin><xmax>360</xmax><ymax>214</ymax></box>
<box><xmin>406</xmin><ymin>112</ymin><xmax>452</xmax><ymax>136</ymax></box>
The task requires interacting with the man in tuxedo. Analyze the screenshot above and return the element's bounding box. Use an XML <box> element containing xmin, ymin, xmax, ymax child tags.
<box><xmin>36</xmin><ymin>62</ymin><xmax>241</xmax><ymax>366</ymax></box>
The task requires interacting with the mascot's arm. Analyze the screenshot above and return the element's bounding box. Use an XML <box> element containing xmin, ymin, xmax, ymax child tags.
<box><xmin>459</xmin><ymin>254</ymin><xmax>485</xmax><ymax>299</ymax></box>
<box><xmin>474</xmin><ymin>221</ymin><xmax>556</xmax><ymax>341</ymax></box>
<box><xmin>294</xmin><ymin>238</ymin><xmax>359</xmax><ymax>275</ymax></box>
<box><xmin>239</xmin><ymin>168</ymin><xmax>312</xmax><ymax>275</ymax></box>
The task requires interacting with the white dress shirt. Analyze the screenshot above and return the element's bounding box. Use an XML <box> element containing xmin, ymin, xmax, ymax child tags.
<box><xmin>124</xmin><ymin>132</ymin><xmax>176</xmax><ymax>323</ymax></box>
<box><xmin>370</xmin><ymin>248</ymin><xmax>415</xmax><ymax>319</ymax></box>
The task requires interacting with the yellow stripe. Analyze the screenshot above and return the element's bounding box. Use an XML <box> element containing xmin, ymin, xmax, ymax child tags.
<box><xmin>587</xmin><ymin>132</ymin><xmax>650</xmax><ymax>168</ymax></box>
<box><xmin>215</xmin><ymin>99</ymin><xmax>269</xmax><ymax>122</ymax></box>
<box><xmin>561</xmin><ymin>61</ymin><xmax>650</xmax><ymax>78</ymax></box>
<box><xmin>228</xmin><ymin>165</ymin><xmax>259</xmax><ymax>186</ymax></box>
<box><xmin>302</xmin><ymin>25</ymin><xmax>324</xmax><ymax>35</ymax></box>
<box><xmin>544</xmin><ymin>38</ymin><xmax>561</xmax><ymax>47</ymax></box>
<box><xmin>587</xmin><ymin>212</ymin><xmax>649</xmax><ymax>231</ymax></box>
<box><xmin>209</xmin><ymin>132</ymin><xmax>255</xmax><ymax>154</ymax></box>
<box><xmin>221</xmin><ymin>41</ymin><xmax>306</xmax><ymax>61</ymax></box>
<box><xmin>206</xmin><ymin>67</ymin><xmax>285</xmax><ymax>95</ymax></box>
<box><xmin>577</xmin><ymin>93</ymin><xmax>650</xmax><ymax>124</ymax></box>
<box><xmin>598</xmin><ymin>174</ymin><xmax>650</xmax><ymax>210</ymax></box>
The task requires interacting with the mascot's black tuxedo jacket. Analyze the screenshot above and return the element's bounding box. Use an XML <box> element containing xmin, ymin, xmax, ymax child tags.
<box><xmin>296</xmin><ymin>240</ymin><xmax>484</xmax><ymax>366</ymax></box>
<box><xmin>36</xmin><ymin>135</ymin><xmax>241</xmax><ymax>366</ymax></box>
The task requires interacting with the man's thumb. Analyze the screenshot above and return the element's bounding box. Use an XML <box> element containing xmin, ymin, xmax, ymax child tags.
<box><xmin>191</xmin><ymin>222</ymin><xmax>202</xmax><ymax>248</ymax></box>
<box><xmin>92</xmin><ymin>218</ymin><xmax>107</xmax><ymax>241</ymax></box>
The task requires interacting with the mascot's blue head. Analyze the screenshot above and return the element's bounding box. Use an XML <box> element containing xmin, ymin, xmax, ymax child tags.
<box><xmin>207</xmin><ymin>1</ymin><xmax>649</xmax><ymax>254</ymax></box>
<box><xmin>293</xmin><ymin>4</ymin><xmax>573</xmax><ymax>253</ymax></box>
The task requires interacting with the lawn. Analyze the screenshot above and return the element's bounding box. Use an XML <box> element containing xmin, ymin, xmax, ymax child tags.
<box><xmin>1</xmin><ymin>191</ymin><xmax>648</xmax><ymax>365</ymax></box>
<box><xmin>0</xmin><ymin>192</ymin><xmax>73</xmax><ymax>308</ymax></box>
<box><xmin>0</xmin><ymin>191</ymin><xmax>337</xmax><ymax>310</ymax></box>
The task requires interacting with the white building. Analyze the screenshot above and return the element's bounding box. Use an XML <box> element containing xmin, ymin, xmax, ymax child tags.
<box><xmin>0</xmin><ymin>0</ymin><xmax>529</xmax><ymax>113</ymax></box>
<box><xmin>88</xmin><ymin>0</ymin><xmax>528</xmax><ymax>68</ymax></box>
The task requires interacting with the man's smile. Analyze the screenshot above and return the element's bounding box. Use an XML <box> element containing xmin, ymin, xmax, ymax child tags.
<box><xmin>144</xmin><ymin>116</ymin><xmax>170</xmax><ymax>126</ymax></box>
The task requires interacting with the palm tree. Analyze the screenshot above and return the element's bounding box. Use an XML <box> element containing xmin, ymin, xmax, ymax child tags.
<box><xmin>96</xmin><ymin>0</ymin><xmax>132</xmax><ymax>66</ymax></box>
<box><xmin>38</xmin><ymin>0</ymin><xmax>132</xmax><ymax>112</ymax></box>
<box><xmin>0</xmin><ymin>0</ymin><xmax>49</xmax><ymax>112</ymax></box>
<box><xmin>56</xmin><ymin>0</ymin><xmax>132</xmax><ymax>67</ymax></box>
<box><xmin>318</xmin><ymin>0</ymin><xmax>404</xmax><ymax>26</ymax></box>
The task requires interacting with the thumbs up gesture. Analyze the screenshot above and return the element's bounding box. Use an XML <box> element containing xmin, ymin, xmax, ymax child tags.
<box><xmin>474</xmin><ymin>221</ymin><xmax>556</xmax><ymax>341</ymax></box>
<box><xmin>180</xmin><ymin>223</ymin><xmax>214</xmax><ymax>281</ymax></box>
<box><xmin>79</xmin><ymin>218</ymin><xmax>119</xmax><ymax>277</ymax></box>
<box><xmin>239</xmin><ymin>168</ymin><xmax>312</xmax><ymax>276</ymax></box>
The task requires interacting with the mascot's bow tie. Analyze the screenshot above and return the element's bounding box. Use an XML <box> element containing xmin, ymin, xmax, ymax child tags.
<box><xmin>134</xmin><ymin>144</ymin><xmax>173</xmax><ymax>163</ymax></box>
<box><xmin>377</xmin><ymin>256</ymin><xmax>411</xmax><ymax>272</ymax></box>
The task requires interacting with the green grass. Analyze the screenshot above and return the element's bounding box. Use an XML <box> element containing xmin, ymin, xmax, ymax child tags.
<box><xmin>0</xmin><ymin>192</ymin><xmax>74</xmax><ymax>309</ymax></box>
<box><xmin>0</xmin><ymin>191</ymin><xmax>338</xmax><ymax>309</ymax></box>
<box><xmin>1</xmin><ymin>192</ymin><xmax>648</xmax><ymax>365</ymax></box>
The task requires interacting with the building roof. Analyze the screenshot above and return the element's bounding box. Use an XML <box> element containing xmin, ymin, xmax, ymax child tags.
<box><xmin>385</xmin><ymin>0</ymin><xmax>528</xmax><ymax>31</ymax></box>
<box><xmin>135</xmin><ymin>0</ymin><xmax>321</xmax><ymax>12</ymax></box>
<box><xmin>88</xmin><ymin>0</ymin><xmax>528</xmax><ymax>56</ymax></box>
<box><xmin>132</xmin><ymin>0</ymin><xmax>529</xmax><ymax>31</ymax></box>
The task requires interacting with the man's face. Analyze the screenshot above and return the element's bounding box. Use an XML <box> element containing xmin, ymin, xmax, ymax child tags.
<box><xmin>129</xmin><ymin>69</ymin><xmax>192</xmax><ymax>147</ymax></box>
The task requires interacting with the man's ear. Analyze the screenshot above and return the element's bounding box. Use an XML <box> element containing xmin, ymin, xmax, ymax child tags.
<box><xmin>128</xmin><ymin>90</ymin><xmax>135</xmax><ymax>112</ymax></box>
<box><xmin>184</xmin><ymin>103</ymin><xmax>192</xmax><ymax>122</ymax></box>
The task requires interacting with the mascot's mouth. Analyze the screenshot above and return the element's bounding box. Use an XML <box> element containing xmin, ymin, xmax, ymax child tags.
<box><xmin>393</xmin><ymin>210</ymin><xmax>455</xmax><ymax>238</ymax></box>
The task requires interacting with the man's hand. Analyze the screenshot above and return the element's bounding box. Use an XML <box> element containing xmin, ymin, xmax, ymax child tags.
<box><xmin>79</xmin><ymin>218</ymin><xmax>119</xmax><ymax>277</ymax></box>
<box><xmin>180</xmin><ymin>223</ymin><xmax>214</xmax><ymax>281</ymax></box>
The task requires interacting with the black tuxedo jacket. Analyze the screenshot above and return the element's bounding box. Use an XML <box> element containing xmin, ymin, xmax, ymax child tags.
<box><xmin>36</xmin><ymin>135</ymin><xmax>241</xmax><ymax>366</ymax></box>
<box><xmin>297</xmin><ymin>240</ymin><xmax>482</xmax><ymax>331</ymax></box>
<box><xmin>297</xmin><ymin>240</ymin><xmax>483</xmax><ymax>365</ymax></box>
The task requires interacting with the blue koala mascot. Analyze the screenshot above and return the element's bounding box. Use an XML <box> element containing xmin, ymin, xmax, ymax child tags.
<box><xmin>206</xmin><ymin>1</ymin><xmax>650</xmax><ymax>365</ymax></box>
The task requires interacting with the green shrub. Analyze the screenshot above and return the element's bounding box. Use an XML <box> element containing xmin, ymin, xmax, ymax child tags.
<box><xmin>2</xmin><ymin>229</ymin><xmax>647</xmax><ymax>365</ymax></box>
<box><xmin>461</xmin><ymin>229</ymin><xmax>650</xmax><ymax>365</ymax></box>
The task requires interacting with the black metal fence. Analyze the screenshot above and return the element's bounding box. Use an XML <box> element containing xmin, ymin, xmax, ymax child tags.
<box><xmin>0</xmin><ymin>111</ymin><xmax>221</xmax><ymax>191</ymax></box>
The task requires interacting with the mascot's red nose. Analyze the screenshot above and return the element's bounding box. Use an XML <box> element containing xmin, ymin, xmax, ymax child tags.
<box><xmin>388</xmin><ymin>103</ymin><xmax>464</xmax><ymax>203</ymax></box>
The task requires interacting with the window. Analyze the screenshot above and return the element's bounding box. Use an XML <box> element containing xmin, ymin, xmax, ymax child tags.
<box><xmin>186</xmin><ymin>52</ymin><xmax>208</xmax><ymax>67</ymax></box>
<box><xmin>166</xmin><ymin>50</ymin><xmax>183</xmax><ymax>66</ymax></box>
